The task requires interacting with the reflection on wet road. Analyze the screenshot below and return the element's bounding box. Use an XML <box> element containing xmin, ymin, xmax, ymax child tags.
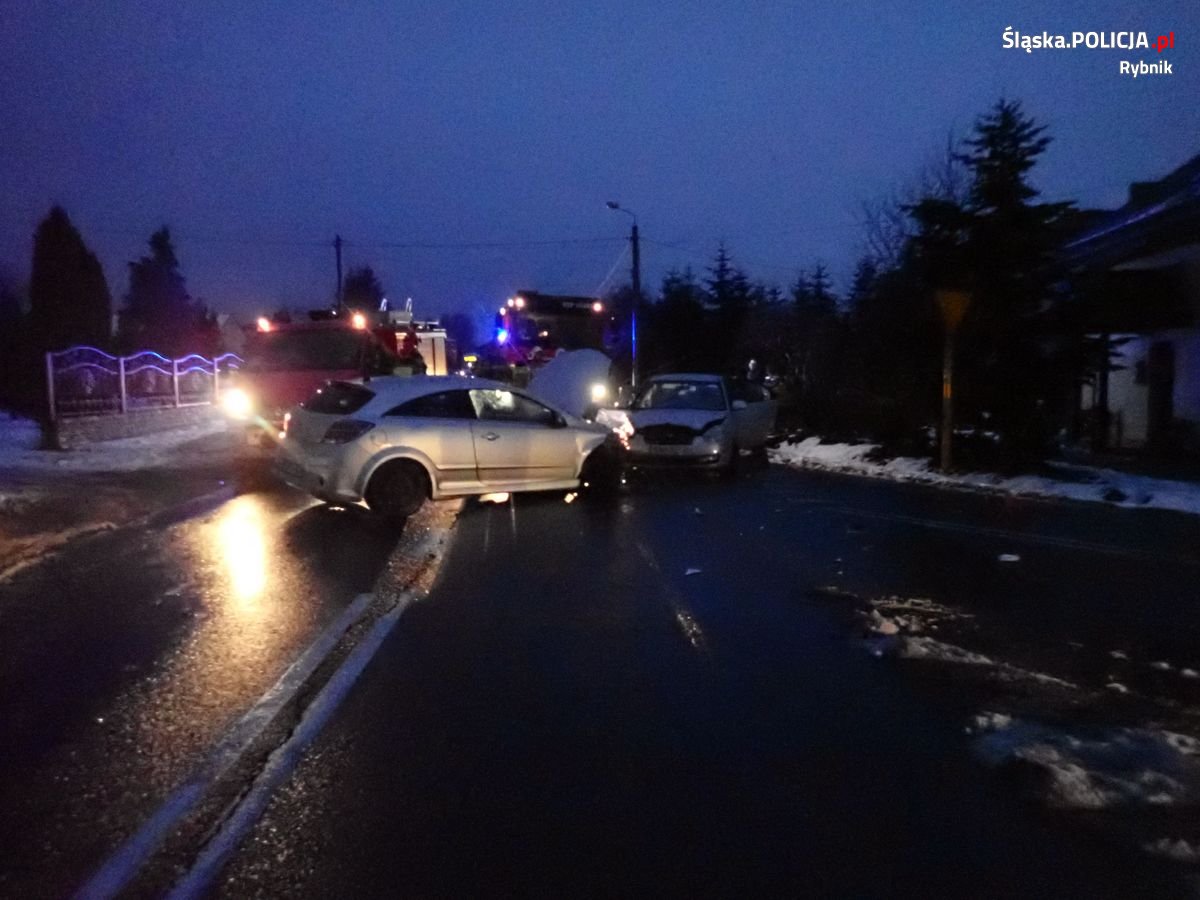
<box><xmin>216</xmin><ymin>465</ymin><xmax>1197</xmax><ymax>898</ymax></box>
<box><xmin>0</xmin><ymin>481</ymin><xmax>406</xmax><ymax>897</ymax></box>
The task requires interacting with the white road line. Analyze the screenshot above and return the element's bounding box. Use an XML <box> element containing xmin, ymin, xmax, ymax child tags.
<box><xmin>76</xmin><ymin>591</ymin><xmax>376</xmax><ymax>900</ymax></box>
<box><xmin>634</xmin><ymin>539</ymin><xmax>709</xmax><ymax>654</ymax></box>
<box><xmin>167</xmin><ymin>592</ymin><xmax>416</xmax><ymax>900</ymax></box>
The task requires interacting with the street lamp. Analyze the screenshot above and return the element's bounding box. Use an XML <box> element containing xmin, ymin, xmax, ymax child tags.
<box><xmin>606</xmin><ymin>201</ymin><xmax>641</xmax><ymax>389</ymax></box>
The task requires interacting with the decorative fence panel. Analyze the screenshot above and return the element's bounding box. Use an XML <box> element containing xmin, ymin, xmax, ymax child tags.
<box><xmin>45</xmin><ymin>346</ymin><xmax>242</xmax><ymax>420</ymax></box>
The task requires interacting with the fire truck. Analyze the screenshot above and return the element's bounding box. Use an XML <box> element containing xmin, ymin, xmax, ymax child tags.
<box><xmin>221</xmin><ymin>304</ymin><xmax>450</xmax><ymax>443</ymax></box>
<box><xmin>466</xmin><ymin>291</ymin><xmax>610</xmax><ymax>385</ymax></box>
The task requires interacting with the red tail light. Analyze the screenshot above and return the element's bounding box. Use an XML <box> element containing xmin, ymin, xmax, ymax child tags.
<box><xmin>321</xmin><ymin>419</ymin><xmax>375</xmax><ymax>444</ymax></box>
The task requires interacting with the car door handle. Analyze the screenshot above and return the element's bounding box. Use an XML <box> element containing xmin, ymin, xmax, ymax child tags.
<box><xmin>482</xmin><ymin>431</ymin><xmax>500</xmax><ymax>441</ymax></box>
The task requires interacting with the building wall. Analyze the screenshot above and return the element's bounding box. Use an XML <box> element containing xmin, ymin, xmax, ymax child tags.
<box><xmin>1084</xmin><ymin>328</ymin><xmax>1200</xmax><ymax>449</ymax></box>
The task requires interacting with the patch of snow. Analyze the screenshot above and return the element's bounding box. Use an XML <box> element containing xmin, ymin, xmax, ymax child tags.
<box><xmin>1143</xmin><ymin>837</ymin><xmax>1200</xmax><ymax>864</ymax></box>
<box><xmin>998</xmin><ymin>553</ymin><xmax>1021</xmax><ymax>562</ymax></box>
<box><xmin>1110</xmin><ymin>650</ymin><xmax>1130</xmax><ymax>660</ymax></box>
<box><xmin>769</xmin><ymin>437</ymin><xmax>1200</xmax><ymax>517</ymax></box>
<box><xmin>974</xmin><ymin>716</ymin><xmax>1200</xmax><ymax>810</ymax></box>
<box><xmin>897</xmin><ymin>636</ymin><xmax>1078</xmax><ymax>689</ymax></box>
<box><xmin>1107</xmin><ymin>682</ymin><xmax>1131</xmax><ymax>694</ymax></box>
<box><xmin>1151</xmin><ymin>661</ymin><xmax>1174</xmax><ymax>671</ymax></box>
<box><xmin>1182</xmin><ymin>669</ymin><xmax>1200</xmax><ymax>680</ymax></box>
<box><xmin>0</xmin><ymin>419</ymin><xmax>226</xmax><ymax>473</ymax></box>
<box><xmin>684</xmin><ymin>567</ymin><xmax>702</xmax><ymax>576</ymax></box>
<box><xmin>900</xmin><ymin>636</ymin><xmax>994</xmax><ymax>666</ymax></box>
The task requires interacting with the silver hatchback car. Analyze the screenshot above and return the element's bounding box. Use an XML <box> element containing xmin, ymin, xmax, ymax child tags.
<box><xmin>277</xmin><ymin>375</ymin><xmax>614</xmax><ymax>519</ymax></box>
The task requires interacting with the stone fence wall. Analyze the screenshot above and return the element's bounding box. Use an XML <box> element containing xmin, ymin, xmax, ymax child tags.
<box><xmin>52</xmin><ymin>405</ymin><xmax>220</xmax><ymax>449</ymax></box>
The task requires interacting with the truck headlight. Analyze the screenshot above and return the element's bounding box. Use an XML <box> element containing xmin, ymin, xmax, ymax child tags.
<box><xmin>221</xmin><ymin>387</ymin><xmax>254</xmax><ymax>420</ymax></box>
<box><xmin>590</xmin><ymin>382</ymin><xmax>609</xmax><ymax>403</ymax></box>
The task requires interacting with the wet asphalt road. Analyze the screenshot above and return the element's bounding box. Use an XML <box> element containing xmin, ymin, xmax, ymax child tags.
<box><xmin>212</xmin><ymin>464</ymin><xmax>1200</xmax><ymax>898</ymax></box>
<box><xmin>0</xmin><ymin>465</ymin><xmax>410</xmax><ymax>897</ymax></box>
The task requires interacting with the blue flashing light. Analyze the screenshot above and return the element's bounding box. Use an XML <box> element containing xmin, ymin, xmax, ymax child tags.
<box><xmin>496</xmin><ymin>327</ymin><xmax>510</xmax><ymax>345</ymax></box>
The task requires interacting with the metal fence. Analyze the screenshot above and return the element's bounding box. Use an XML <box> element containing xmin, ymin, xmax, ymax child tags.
<box><xmin>45</xmin><ymin>346</ymin><xmax>242</xmax><ymax>420</ymax></box>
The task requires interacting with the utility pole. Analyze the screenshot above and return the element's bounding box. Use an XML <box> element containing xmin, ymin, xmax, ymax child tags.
<box><xmin>630</xmin><ymin>221</ymin><xmax>640</xmax><ymax>390</ymax></box>
<box><xmin>334</xmin><ymin>234</ymin><xmax>344</xmax><ymax>311</ymax></box>
<box><xmin>606</xmin><ymin>201</ymin><xmax>640</xmax><ymax>389</ymax></box>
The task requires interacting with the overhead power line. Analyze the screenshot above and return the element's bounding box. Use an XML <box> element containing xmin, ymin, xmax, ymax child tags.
<box><xmin>641</xmin><ymin>237</ymin><xmax>805</xmax><ymax>277</ymax></box>
<box><xmin>349</xmin><ymin>236</ymin><xmax>623</xmax><ymax>250</ymax></box>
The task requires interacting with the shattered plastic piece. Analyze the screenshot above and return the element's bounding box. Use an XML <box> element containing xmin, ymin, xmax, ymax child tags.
<box><xmin>998</xmin><ymin>553</ymin><xmax>1021</xmax><ymax>562</ymax></box>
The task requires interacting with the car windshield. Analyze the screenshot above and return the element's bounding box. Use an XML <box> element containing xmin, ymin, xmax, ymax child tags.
<box><xmin>244</xmin><ymin>329</ymin><xmax>365</xmax><ymax>372</ymax></box>
<box><xmin>635</xmin><ymin>380</ymin><xmax>725</xmax><ymax>411</ymax></box>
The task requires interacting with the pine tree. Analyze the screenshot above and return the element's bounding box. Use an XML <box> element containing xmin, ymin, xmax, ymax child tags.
<box><xmin>952</xmin><ymin>99</ymin><xmax>1074</xmax><ymax>459</ymax></box>
<box><xmin>121</xmin><ymin>227</ymin><xmax>199</xmax><ymax>354</ymax></box>
<box><xmin>342</xmin><ymin>266</ymin><xmax>385</xmax><ymax>310</ymax></box>
<box><xmin>28</xmin><ymin>206</ymin><xmax>112</xmax><ymax>352</ymax></box>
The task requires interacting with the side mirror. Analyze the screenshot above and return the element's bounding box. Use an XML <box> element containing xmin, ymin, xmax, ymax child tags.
<box><xmin>732</xmin><ymin>399</ymin><xmax>748</xmax><ymax>411</ymax></box>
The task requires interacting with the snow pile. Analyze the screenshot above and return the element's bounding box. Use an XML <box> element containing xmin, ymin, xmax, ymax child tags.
<box><xmin>1143</xmin><ymin>837</ymin><xmax>1200</xmax><ymax>864</ymax></box>
<box><xmin>770</xmin><ymin>437</ymin><xmax>1200</xmax><ymax>516</ymax></box>
<box><xmin>0</xmin><ymin>419</ymin><xmax>227</xmax><ymax>473</ymax></box>
<box><xmin>971</xmin><ymin>714</ymin><xmax>1200</xmax><ymax>810</ymax></box>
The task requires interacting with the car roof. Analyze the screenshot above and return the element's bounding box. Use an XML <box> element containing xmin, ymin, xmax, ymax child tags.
<box><xmin>356</xmin><ymin>374</ymin><xmax>502</xmax><ymax>396</ymax></box>
<box><xmin>647</xmin><ymin>372</ymin><xmax>725</xmax><ymax>383</ymax></box>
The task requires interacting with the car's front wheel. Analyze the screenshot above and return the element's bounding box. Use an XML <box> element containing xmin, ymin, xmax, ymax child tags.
<box><xmin>579</xmin><ymin>446</ymin><xmax>622</xmax><ymax>497</ymax></box>
<box><xmin>365</xmin><ymin>460</ymin><xmax>429</xmax><ymax>522</ymax></box>
<box><xmin>718</xmin><ymin>442</ymin><xmax>740</xmax><ymax>480</ymax></box>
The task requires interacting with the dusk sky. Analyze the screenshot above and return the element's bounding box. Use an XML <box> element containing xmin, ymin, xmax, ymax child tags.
<box><xmin>2</xmin><ymin>1</ymin><xmax>1197</xmax><ymax>329</ymax></box>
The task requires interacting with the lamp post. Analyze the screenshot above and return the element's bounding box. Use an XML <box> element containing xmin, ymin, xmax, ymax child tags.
<box><xmin>606</xmin><ymin>201</ymin><xmax>640</xmax><ymax>389</ymax></box>
<box><xmin>935</xmin><ymin>289</ymin><xmax>971</xmax><ymax>472</ymax></box>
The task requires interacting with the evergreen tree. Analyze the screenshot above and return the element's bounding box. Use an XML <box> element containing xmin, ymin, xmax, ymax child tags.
<box><xmin>121</xmin><ymin>227</ymin><xmax>199</xmax><ymax>354</ymax></box>
<box><xmin>28</xmin><ymin>206</ymin><xmax>112</xmax><ymax>352</ymax></box>
<box><xmin>806</xmin><ymin>262</ymin><xmax>838</xmax><ymax>316</ymax></box>
<box><xmin>704</xmin><ymin>243</ymin><xmax>753</xmax><ymax>368</ymax></box>
<box><xmin>648</xmin><ymin>267</ymin><xmax>710</xmax><ymax>371</ymax></box>
<box><xmin>342</xmin><ymin>266</ymin><xmax>385</xmax><ymax>310</ymax></box>
<box><xmin>946</xmin><ymin>99</ymin><xmax>1074</xmax><ymax>459</ymax></box>
<box><xmin>0</xmin><ymin>274</ymin><xmax>29</xmax><ymax>410</ymax></box>
<box><xmin>846</xmin><ymin>258</ymin><xmax>878</xmax><ymax>311</ymax></box>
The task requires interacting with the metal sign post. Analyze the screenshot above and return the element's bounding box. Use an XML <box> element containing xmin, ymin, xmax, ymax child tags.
<box><xmin>936</xmin><ymin>289</ymin><xmax>971</xmax><ymax>472</ymax></box>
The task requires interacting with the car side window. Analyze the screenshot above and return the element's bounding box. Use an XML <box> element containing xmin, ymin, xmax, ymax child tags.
<box><xmin>383</xmin><ymin>390</ymin><xmax>477</xmax><ymax>419</ymax></box>
<box><xmin>470</xmin><ymin>389</ymin><xmax>558</xmax><ymax>426</ymax></box>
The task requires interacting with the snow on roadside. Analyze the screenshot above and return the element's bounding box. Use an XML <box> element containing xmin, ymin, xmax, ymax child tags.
<box><xmin>770</xmin><ymin>437</ymin><xmax>1200</xmax><ymax>516</ymax></box>
<box><xmin>970</xmin><ymin>713</ymin><xmax>1200</xmax><ymax>811</ymax></box>
<box><xmin>0</xmin><ymin>418</ymin><xmax>228</xmax><ymax>473</ymax></box>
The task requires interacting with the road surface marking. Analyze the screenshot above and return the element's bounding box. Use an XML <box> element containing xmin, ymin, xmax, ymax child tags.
<box><xmin>75</xmin><ymin>591</ymin><xmax>376</xmax><ymax>900</ymax></box>
<box><xmin>166</xmin><ymin>592</ymin><xmax>417</xmax><ymax>900</ymax></box>
<box><xmin>634</xmin><ymin>539</ymin><xmax>709</xmax><ymax>654</ymax></box>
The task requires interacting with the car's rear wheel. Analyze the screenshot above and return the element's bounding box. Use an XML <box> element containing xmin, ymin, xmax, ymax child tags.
<box><xmin>365</xmin><ymin>460</ymin><xmax>429</xmax><ymax>522</ymax></box>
